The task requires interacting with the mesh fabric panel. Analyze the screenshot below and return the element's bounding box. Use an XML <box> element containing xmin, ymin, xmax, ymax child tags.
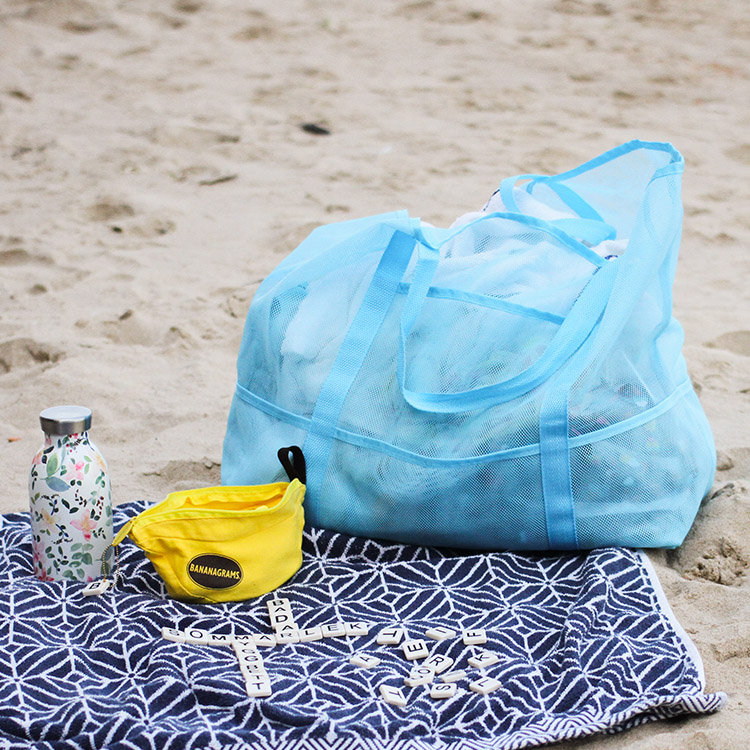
<box><xmin>317</xmin><ymin>440</ymin><xmax>548</xmax><ymax>550</ymax></box>
<box><xmin>223</xmin><ymin>142</ymin><xmax>716</xmax><ymax>551</ymax></box>
<box><xmin>571</xmin><ymin>391</ymin><xmax>714</xmax><ymax>548</ymax></box>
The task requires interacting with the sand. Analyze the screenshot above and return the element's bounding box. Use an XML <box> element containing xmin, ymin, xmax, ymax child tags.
<box><xmin>0</xmin><ymin>0</ymin><xmax>748</xmax><ymax>746</ymax></box>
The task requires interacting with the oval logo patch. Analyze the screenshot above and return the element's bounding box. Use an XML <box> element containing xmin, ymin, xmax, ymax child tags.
<box><xmin>187</xmin><ymin>554</ymin><xmax>243</xmax><ymax>589</ymax></box>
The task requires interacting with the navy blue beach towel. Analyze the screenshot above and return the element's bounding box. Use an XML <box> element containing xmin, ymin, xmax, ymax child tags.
<box><xmin>0</xmin><ymin>501</ymin><xmax>725</xmax><ymax>750</ymax></box>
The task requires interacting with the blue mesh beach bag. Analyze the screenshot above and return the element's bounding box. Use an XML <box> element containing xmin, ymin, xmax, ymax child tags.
<box><xmin>222</xmin><ymin>140</ymin><xmax>716</xmax><ymax>550</ymax></box>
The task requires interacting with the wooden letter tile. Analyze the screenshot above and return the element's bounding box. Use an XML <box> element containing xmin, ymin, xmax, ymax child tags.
<box><xmin>401</xmin><ymin>639</ymin><xmax>429</xmax><ymax>660</ymax></box>
<box><xmin>345</xmin><ymin>622</ymin><xmax>370</xmax><ymax>637</ymax></box>
<box><xmin>469</xmin><ymin>676</ymin><xmax>502</xmax><ymax>695</ymax></box>
<box><xmin>299</xmin><ymin>626</ymin><xmax>323</xmax><ymax>642</ymax></box>
<box><xmin>184</xmin><ymin>628</ymin><xmax>210</xmax><ymax>645</ymax></box>
<box><xmin>462</xmin><ymin>628</ymin><xmax>487</xmax><ymax>646</ymax></box>
<box><xmin>349</xmin><ymin>653</ymin><xmax>381</xmax><ymax>669</ymax></box>
<box><xmin>252</xmin><ymin>634</ymin><xmax>278</xmax><ymax>648</ymax></box>
<box><xmin>233</xmin><ymin>642</ymin><xmax>259</xmax><ymax>658</ymax></box>
<box><xmin>275</xmin><ymin>628</ymin><xmax>300</xmax><ymax>644</ymax></box>
<box><xmin>232</xmin><ymin>634</ymin><xmax>256</xmax><ymax>646</ymax></box>
<box><xmin>161</xmin><ymin>627</ymin><xmax>186</xmax><ymax>643</ymax></box>
<box><xmin>266</xmin><ymin>597</ymin><xmax>291</xmax><ymax>613</ymax></box>
<box><xmin>441</xmin><ymin>669</ymin><xmax>467</xmax><ymax>683</ymax></box>
<box><xmin>425</xmin><ymin>626</ymin><xmax>456</xmax><ymax>641</ymax></box>
<box><xmin>206</xmin><ymin>633</ymin><xmax>233</xmax><ymax>646</ymax></box>
<box><xmin>321</xmin><ymin>623</ymin><xmax>347</xmax><ymax>638</ymax></box>
<box><xmin>376</xmin><ymin>627</ymin><xmax>404</xmax><ymax>646</ymax></box>
<box><xmin>430</xmin><ymin>682</ymin><xmax>457</xmax><ymax>699</ymax></box>
<box><xmin>467</xmin><ymin>651</ymin><xmax>500</xmax><ymax>669</ymax></box>
<box><xmin>245</xmin><ymin>673</ymin><xmax>272</xmax><ymax>698</ymax></box>
<box><xmin>271</xmin><ymin>612</ymin><xmax>296</xmax><ymax>632</ymax></box>
<box><xmin>404</xmin><ymin>665</ymin><xmax>435</xmax><ymax>687</ymax></box>
<box><xmin>423</xmin><ymin>653</ymin><xmax>454</xmax><ymax>674</ymax></box>
<box><xmin>236</xmin><ymin>650</ymin><xmax>264</xmax><ymax>668</ymax></box>
<box><xmin>239</xmin><ymin>661</ymin><xmax>267</xmax><ymax>676</ymax></box>
<box><xmin>379</xmin><ymin>684</ymin><xmax>407</xmax><ymax>707</ymax></box>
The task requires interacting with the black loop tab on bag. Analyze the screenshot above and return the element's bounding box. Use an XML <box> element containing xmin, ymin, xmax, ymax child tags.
<box><xmin>277</xmin><ymin>446</ymin><xmax>307</xmax><ymax>484</ymax></box>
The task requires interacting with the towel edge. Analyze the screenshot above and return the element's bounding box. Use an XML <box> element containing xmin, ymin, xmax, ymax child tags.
<box><xmin>636</xmin><ymin>548</ymin><xmax>706</xmax><ymax>689</ymax></box>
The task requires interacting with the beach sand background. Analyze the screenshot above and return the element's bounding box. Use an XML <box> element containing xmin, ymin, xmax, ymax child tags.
<box><xmin>0</xmin><ymin>0</ymin><xmax>747</xmax><ymax>746</ymax></box>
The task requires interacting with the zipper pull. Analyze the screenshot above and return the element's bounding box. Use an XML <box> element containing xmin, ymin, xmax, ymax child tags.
<box><xmin>112</xmin><ymin>518</ymin><xmax>134</xmax><ymax>546</ymax></box>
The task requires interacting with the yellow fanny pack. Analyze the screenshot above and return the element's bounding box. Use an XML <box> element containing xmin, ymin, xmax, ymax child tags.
<box><xmin>112</xmin><ymin>447</ymin><xmax>306</xmax><ymax>603</ymax></box>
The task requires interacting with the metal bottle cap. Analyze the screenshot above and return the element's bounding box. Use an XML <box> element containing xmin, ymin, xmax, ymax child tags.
<box><xmin>39</xmin><ymin>405</ymin><xmax>92</xmax><ymax>436</ymax></box>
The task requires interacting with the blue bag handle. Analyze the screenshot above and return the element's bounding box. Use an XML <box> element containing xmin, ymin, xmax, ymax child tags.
<box><xmin>304</xmin><ymin>213</ymin><xmax>618</xmax><ymax>503</ymax></box>
<box><xmin>499</xmin><ymin>173</ymin><xmax>617</xmax><ymax>244</ymax></box>
<box><xmin>396</xmin><ymin>211</ymin><xmax>620</xmax><ymax>413</ymax></box>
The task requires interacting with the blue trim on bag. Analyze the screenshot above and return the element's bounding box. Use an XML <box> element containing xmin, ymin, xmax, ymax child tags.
<box><xmin>396</xmin><ymin>259</ymin><xmax>620</xmax><ymax>413</ymax></box>
<box><xmin>235</xmin><ymin>379</ymin><xmax>693</xmax><ymax>469</ymax></box>
<box><xmin>420</xmin><ymin>211</ymin><xmax>607</xmax><ymax>269</ymax></box>
<box><xmin>303</xmin><ymin>230</ymin><xmax>420</xmax><ymax>504</ymax></box>
<box><xmin>497</xmin><ymin>141</ymin><xmax>683</xmax><ymax>253</ymax></box>
<box><xmin>540</xmin><ymin>383</ymin><xmax>578</xmax><ymax>550</ymax></box>
<box><xmin>540</xmin><ymin>140</ymin><xmax>683</xmax><ymax>183</ymax></box>
<box><xmin>395</xmin><ymin>283</ymin><xmax>565</xmax><ymax>324</ymax></box>
<box><xmin>500</xmin><ymin>175</ymin><xmax>615</xmax><ymax>240</ymax></box>
<box><xmin>538</xmin><ymin>330</ymin><xmax>607</xmax><ymax>550</ymax></box>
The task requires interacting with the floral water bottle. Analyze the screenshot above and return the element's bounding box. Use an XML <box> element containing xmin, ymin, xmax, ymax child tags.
<box><xmin>29</xmin><ymin>406</ymin><xmax>113</xmax><ymax>582</ymax></box>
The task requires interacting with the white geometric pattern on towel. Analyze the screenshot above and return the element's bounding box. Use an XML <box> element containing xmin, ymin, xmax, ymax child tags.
<box><xmin>0</xmin><ymin>502</ymin><xmax>726</xmax><ymax>750</ymax></box>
